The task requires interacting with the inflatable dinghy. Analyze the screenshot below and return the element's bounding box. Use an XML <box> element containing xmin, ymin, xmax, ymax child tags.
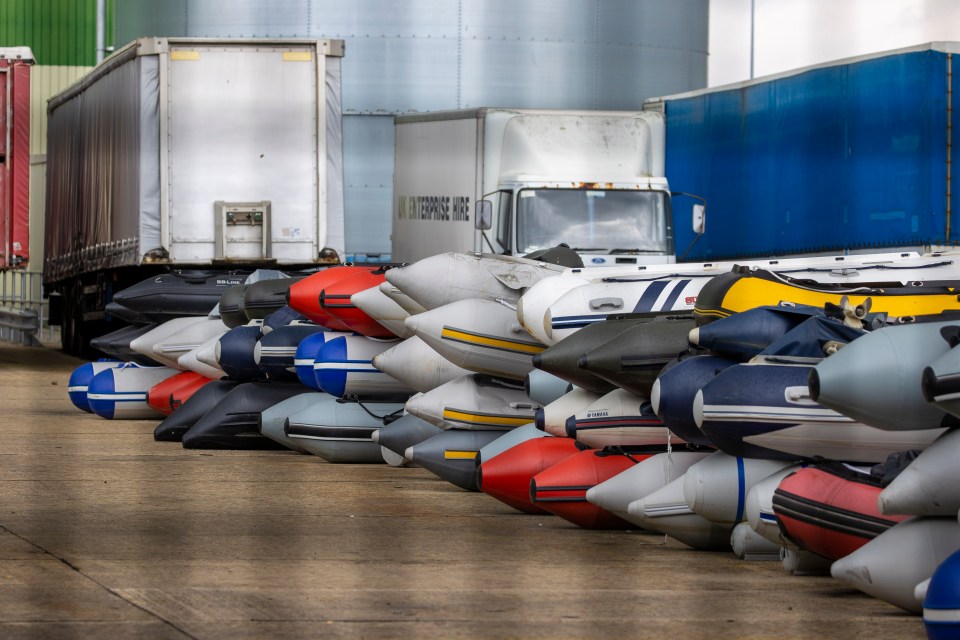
<box><xmin>284</xmin><ymin>397</ymin><xmax>404</xmax><ymax>463</ymax></box>
<box><xmin>404</xmin><ymin>374</ymin><xmax>538</xmax><ymax>431</ymax></box>
<box><xmin>404</xmin><ymin>429</ymin><xmax>505</xmax><ymax>491</ymax></box>
<box><xmin>153</xmin><ymin>380</ymin><xmax>241</xmax><ymax>442</ymax></box>
<box><xmin>773</xmin><ymin>462</ymin><xmax>906</xmax><ymax>561</ymax></box>
<box><xmin>371</xmin><ymin>336</ymin><xmax>471</xmax><ymax>393</ymax></box>
<box><xmin>180</xmin><ymin>381</ymin><xmax>306</xmax><ymax>449</ymax></box>
<box><xmin>147</xmin><ymin>371</ymin><xmax>213</xmax><ymax>416</ymax></box>
<box><xmin>478</xmin><ymin>436</ymin><xmax>580</xmax><ymax>514</ymax></box>
<box><xmin>87</xmin><ymin>364</ymin><xmax>179</xmax><ymax>419</ymax></box>
<box><xmin>531</xmin><ymin>448</ymin><xmax>653</xmax><ymax>529</ymax></box>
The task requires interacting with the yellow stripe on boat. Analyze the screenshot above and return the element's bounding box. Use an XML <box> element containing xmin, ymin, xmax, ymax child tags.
<box><xmin>442</xmin><ymin>409</ymin><xmax>532</xmax><ymax>427</ymax></box>
<box><xmin>444</xmin><ymin>450</ymin><xmax>479</xmax><ymax>460</ymax></box>
<box><xmin>441</xmin><ymin>327</ymin><xmax>546</xmax><ymax>355</ymax></box>
<box><xmin>704</xmin><ymin>276</ymin><xmax>960</xmax><ymax>320</ymax></box>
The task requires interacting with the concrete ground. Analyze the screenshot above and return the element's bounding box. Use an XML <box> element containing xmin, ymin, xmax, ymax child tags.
<box><xmin>0</xmin><ymin>343</ymin><xmax>924</xmax><ymax>639</ymax></box>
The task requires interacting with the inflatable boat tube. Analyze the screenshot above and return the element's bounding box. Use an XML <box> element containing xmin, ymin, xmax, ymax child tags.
<box><xmin>313</xmin><ymin>335</ymin><xmax>411</xmax><ymax>399</ymax></box>
<box><xmin>153</xmin><ymin>380</ymin><xmax>241</xmax><ymax>442</ymax></box>
<box><xmin>404</xmin><ymin>429</ymin><xmax>505</xmax><ymax>491</ymax></box>
<box><xmin>586</xmin><ymin>450</ymin><xmax>712</xmax><ymax>523</ymax></box>
<box><xmin>810</xmin><ymin>320</ymin><xmax>960</xmax><ymax>431</ymax></box>
<box><xmin>87</xmin><ymin>364</ymin><xmax>179</xmax><ymax>419</ymax></box>
<box><xmin>576</xmin><ymin>315</ymin><xmax>696</xmax><ymax>396</ymax></box>
<box><xmin>147</xmin><ymin>371</ymin><xmax>213</xmax><ymax>416</ymax></box>
<box><xmin>405</xmin><ymin>298</ymin><xmax>545</xmax><ymax>381</ymax></box>
<box><xmin>478</xmin><ymin>436</ymin><xmax>580</xmax><ymax>514</ymax></box>
<box><xmin>372</xmin><ymin>336</ymin><xmax>471</xmax><ymax>393</ymax></box>
<box><xmin>404</xmin><ymin>374</ymin><xmax>538</xmax><ymax>431</ymax></box>
<box><xmin>180</xmin><ymin>381</ymin><xmax>306</xmax><ymax>449</ymax></box>
<box><xmin>831</xmin><ymin>516</ymin><xmax>960</xmax><ymax>614</ymax></box>
<box><xmin>650</xmin><ymin>353</ymin><xmax>736</xmax><ymax>446</ymax></box>
<box><xmin>565</xmin><ymin>388</ymin><xmax>678</xmax><ymax>449</ymax></box>
<box><xmin>774</xmin><ymin>463</ymin><xmax>906</xmax><ymax>561</ymax></box>
<box><xmin>68</xmin><ymin>360</ymin><xmax>125</xmax><ymax>412</ymax></box>
<box><xmin>531</xmin><ymin>448</ymin><xmax>651</xmax><ymax>529</ymax></box>
<box><xmin>284</xmin><ymin>397</ymin><xmax>404</xmax><ymax>462</ymax></box>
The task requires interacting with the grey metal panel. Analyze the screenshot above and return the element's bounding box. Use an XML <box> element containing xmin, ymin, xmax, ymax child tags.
<box><xmin>460</xmin><ymin>0</ymin><xmax>597</xmax><ymax>43</ymax></box>
<box><xmin>597</xmin><ymin>46</ymin><xmax>707</xmax><ymax>110</ymax></box>
<box><xmin>343</xmin><ymin>115</ymin><xmax>393</xmax><ymax>256</ymax></box>
<box><xmin>115</xmin><ymin>0</ymin><xmax>187</xmax><ymax>40</ymax></box>
<box><xmin>339</xmin><ymin>37</ymin><xmax>459</xmax><ymax>113</ymax></box>
<box><xmin>597</xmin><ymin>0</ymin><xmax>708</xmax><ymax>52</ymax></box>
<box><xmin>309</xmin><ymin>0</ymin><xmax>459</xmax><ymax>38</ymax></box>
<box><xmin>186</xmin><ymin>0</ymin><xmax>308</xmax><ymax>37</ymax></box>
<box><xmin>459</xmin><ymin>39</ymin><xmax>595</xmax><ymax>109</ymax></box>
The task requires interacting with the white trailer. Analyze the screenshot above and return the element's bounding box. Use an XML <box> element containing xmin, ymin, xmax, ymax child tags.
<box><xmin>44</xmin><ymin>37</ymin><xmax>345</xmax><ymax>353</ymax></box>
<box><xmin>391</xmin><ymin>108</ymin><xmax>691</xmax><ymax>266</ymax></box>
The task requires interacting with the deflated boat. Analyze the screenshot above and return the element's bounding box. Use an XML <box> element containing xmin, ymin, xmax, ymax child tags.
<box><xmin>478</xmin><ymin>436</ymin><xmax>580</xmax><ymax>514</ymax></box>
<box><xmin>694</xmin><ymin>267</ymin><xmax>960</xmax><ymax>325</ymax></box>
<box><xmin>284</xmin><ymin>396</ymin><xmax>405</xmax><ymax>463</ymax></box>
<box><xmin>404</xmin><ymin>374</ymin><xmax>538</xmax><ymax>431</ymax></box>
<box><xmin>313</xmin><ymin>335</ymin><xmax>412</xmax><ymax>399</ymax></box>
<box><xmin>87</xmin><ymin>363</ymin><xmax>179</xmax><ymax>419</ymax></box>
<box><xmin>68</xmin><ymin>360</ymin><xmax>125</xmax><ymax>412</ymax></box>
<box><xmin>109</xmin><ymin>270</ymin><xmax>247</xmax><ymax>325</ymax></box>
<box><xmin>153</xmin><ymin>380</ymin><xmax>240</xmax><ymax>442</ymax></box>
<box><xmin>405</xmin><ymin>298</ymin><xmax>545</xmax><ymax>380</ymax></box>
<box><xmin>531</xmin><ymin>447</ymin><xmax>653</xmax><ymax>529</ymax></box>
<box><xmin>147</xmin><ymin>371</ymin><xmax>213</xmax><ymax>416</ymax></box>
<box><xmin>565</xmin><ymin>388</ymin><xmax>678</xmax><ymax>449</ymax></box>
<box><xmin>404</xmin><ymin>429</ymin><xmax>505</xmax><ymax>490</ymax></box>
<box><xmin>371</xmin><ymin>336</ymin><xmax>471</xmax><ymax>393</ymax></box>
<box><xmin>180</xmin><ymin>381</ymin><xmax>306</xmax><ymax>449</ymax></box>
<box><xmin>773</xmin><ymin>462</ymin><xmax>907</xmax><ymax>561</ymax></box>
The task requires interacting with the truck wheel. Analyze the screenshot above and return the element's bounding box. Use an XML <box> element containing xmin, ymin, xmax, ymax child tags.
<box><xmin>60</xmin><ymin>295</ymin><xmax>74</xmax><ymax>354</ymax></box>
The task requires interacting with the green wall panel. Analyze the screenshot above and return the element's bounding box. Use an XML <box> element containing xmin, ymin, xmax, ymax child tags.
<box><xmin>0</xmin><ymin>0</ymin><xmax>114</xmax><ymax>66</ymax></box>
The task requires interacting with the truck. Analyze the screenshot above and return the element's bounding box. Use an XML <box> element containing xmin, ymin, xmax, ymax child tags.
<box><xmin>644</xmin><ymin>41</ymin><xmax>960</xmax><ymax>262</ymax></box>
<box><xmin>0</xmin><ymin>47</ymin><xmax>33</xmax><ymax>270</ymax></box>
<box><xmin>390</xmin><ymin>108</ymin><xmax>703</xmax><ymax>266</ymax></box>
<box><xmin>44</xmin><ymin>37</ymin><xmax>346</xmax><ymax>355</ymax></box>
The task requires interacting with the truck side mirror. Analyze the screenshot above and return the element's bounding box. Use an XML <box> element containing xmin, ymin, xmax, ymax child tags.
<box><xmin>692</xmin><ymin>203</ymin><xmax>706</xmax><ymax>235</ymax></box>
<box><xmin>475</xmin><ymin>200</ymin><xmax>493</xmax><ymax>230</ymax></box>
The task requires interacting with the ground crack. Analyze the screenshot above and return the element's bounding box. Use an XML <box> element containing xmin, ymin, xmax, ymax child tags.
<box><xmin>0</xmin><ymin>522</ymin><xmax>198</xmax><ymax>639</ymax></box>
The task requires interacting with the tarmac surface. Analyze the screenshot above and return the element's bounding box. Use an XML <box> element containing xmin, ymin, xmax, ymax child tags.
<box><xmin>0</xmin><ymin>342</ymin><xmax>926</xmax><ymax>639</ymax></box>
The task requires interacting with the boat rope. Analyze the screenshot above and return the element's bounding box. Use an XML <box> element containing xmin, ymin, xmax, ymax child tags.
<box><xmin>349</xmin><ymin>398</ymin><xmax>405</xmax><ymax>424</ymax></box>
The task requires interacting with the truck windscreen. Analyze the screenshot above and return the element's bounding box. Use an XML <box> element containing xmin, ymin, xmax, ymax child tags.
<box><xmin>515</xmin><ymin>189</ymin><xmax>669</xmax><ymax>254</ymax></box>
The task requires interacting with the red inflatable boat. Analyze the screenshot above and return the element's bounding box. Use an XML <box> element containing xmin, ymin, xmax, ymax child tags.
<box><xmin>478</xmin><ymin>437</ymin><xmax>582</xmax><ymax>515</ymax></box>
<box><xmin>148</xmin><ymin>371</ymin><xmax>214</xmax><ymax>416</ymax></box>
<box><xmin>772</xmin><ymin>463</ymin><xmax>909</xmax><ymax>560</ymax></box>
<box><xmin>530</xmin><ymin>448</ymin><xmax>653</xmax><ymax>529</ymax></box>
<box><xmin>287</xmin><ymin>266</ymin><xmax>369</xmax><ymax>330</ymax></box>
<box><xmin>318</xmin><ymin>268</ymin><xmax>395</xmax><ymax>338</ymax></box>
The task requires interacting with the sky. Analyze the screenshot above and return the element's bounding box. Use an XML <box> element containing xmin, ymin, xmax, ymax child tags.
<box><xmin>708</xmin><ymin>0</ymin><xmax>960</xmax><ymax>86</ymax></box>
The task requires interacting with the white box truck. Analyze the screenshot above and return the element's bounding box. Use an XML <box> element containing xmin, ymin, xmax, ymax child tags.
<box><xmin>391</xmin><ymin>108</ymin><xmax>697</xmax><ymax>265</ymax></box>
<box><xmin>44</xmin><ymin>37</ymin><xmax>345</xmax><ymax>354</ymax></box>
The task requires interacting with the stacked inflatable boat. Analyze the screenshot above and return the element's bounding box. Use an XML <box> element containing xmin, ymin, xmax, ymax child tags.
<box><xmin>66</xmin><ymin>247</ymin><xmax>960</xmax><ymax>632</ymax></box>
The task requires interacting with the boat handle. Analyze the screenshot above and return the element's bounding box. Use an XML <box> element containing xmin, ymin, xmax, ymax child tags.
<box><xmin>589</xmin><ymin>297</ymin><xmax>623</xmax><ymax>311</ymax></box>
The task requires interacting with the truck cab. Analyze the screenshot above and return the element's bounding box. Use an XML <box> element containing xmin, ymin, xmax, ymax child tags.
<box><xmin>477</xmin><ymin>177</ymin><xmax>675</xmax><ymax>266</ymax></box>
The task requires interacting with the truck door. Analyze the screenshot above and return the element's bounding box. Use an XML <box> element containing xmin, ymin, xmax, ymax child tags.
<box><xmin>494</xmin><ymin>190</ymin><xmax>513</xmax><ymax>254</ymax></box>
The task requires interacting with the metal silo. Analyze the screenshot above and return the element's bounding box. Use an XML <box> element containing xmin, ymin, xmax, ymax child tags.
<box><xmin>114</xmin><ymin>0</ymin><xmax>708</xmax><ymax>258</ymax></box>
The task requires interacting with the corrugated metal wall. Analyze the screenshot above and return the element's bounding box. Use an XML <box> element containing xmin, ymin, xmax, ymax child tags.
<box><xmin>0</xmin><ymin>0</ymin><xmax>113</xmax><ymax>66</ymax></box>
<box><xmin>114</xmin><ymin>0</ymin><xmax>709</xmax><ymax>257</ymax></box>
